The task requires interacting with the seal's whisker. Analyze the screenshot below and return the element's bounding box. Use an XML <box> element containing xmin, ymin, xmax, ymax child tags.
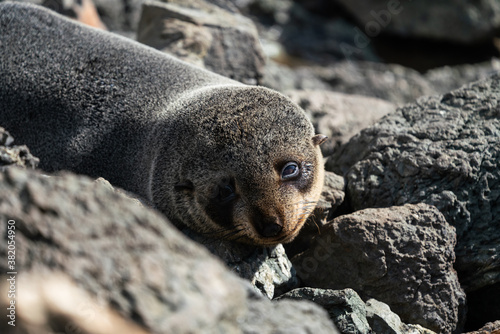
<box><xmin>200</xmin><ymin>226</ymin><xmax>246</xmax><ymax>241</ymax></box>
<box><xmin>230</xmin><ymin>234</ymin><xmax>245</xmax><ymax>243</ymax></box>
<box><xmin>219</xmin><ymin>228</ymin><xmax>246</xmax><ymax>240</ymax></box>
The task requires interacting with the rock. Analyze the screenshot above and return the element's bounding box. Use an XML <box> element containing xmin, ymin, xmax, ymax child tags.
<box><xmin>286</xmin><ymin>90</ymin><xmax>395</xmax><ymax>156</ymax></box>
<box><xmin>137</xmin><ymin>0</ymin><xmax>265</xmax><ymax>84</ymax></box>
<box><xmin>0</xmin><ymin>273</ymin><xmax>151</xmax><ymax>334</ymax></box>
<box><xmin>265</xmin><ymin>61</ymin><xmax>432</xmax><ymax>105</ymax></box>
<box><xmin>244</xmin><ymin>298</ymin><xmax>341</xmax><ymax>334</ymax></box>
<box><xmin>464</xmin><ymin>320</ymin><xmax>500</xmax><ymax>334</ymax></box>
<box><xmin>94</xmin><ymin>176</ymin><xmax>148</xmax><ymax>207</ymax></box>
<box><xmin>327</xmin><ymin>74</ymin><xmax>500</xmax><ymax>326</ymax></box>
<box><xmin>265</xmin><ymin>59</ymin><xmax>500</xmax><ymax>107</ymax></box>
<box><xmin>245</xmin><ymin>245</ymin><xmax>298</xmax><ymax>298</ymax></box>
<box><xmin>313</xmin><ymin>61</ymin><xmax>436</xmax><ymax>105</ymax></box>
<box><xmin>331</xmin><ymin>59</ymin><xmax>500</xmax><ymax>106</ymax></box>
<box><xmin>0</xmin><ymin>127</ymin><xmax>39</xmax><ymax>170</ymax></box>
<box><xmin>284</xmin><ymin>171</ymin><xmax>345</xmax><ymax>258</ymax></box>
<box><xmin>292</xmin><ymin>204</ymin><xmax>466</xmax><ymax>334</ymax></box>
<box><xmin>314</xmin><ymin>171</ymin><xmax>345</xmax><ymax>221</ymax></box>
<box><xmin>0</xmin><ymin>167</ymin><xmax>245</xmax><ymax>333</ymax></box>
<box><xmin>278</xmin><ymin>288</ymin><xmax>437</xmax><ymax>334</ymax></box>
<box><xmin>236</xmin><ymin>0</ymin><xmax>293</xmax><ymax>25</ymax></box>
<box><xmin>332</xmin><ymin>0</ymin><xmax>500</xmax><ymax>44</ymax></box>
<box><xmin>180</xmin><ymin>230</ymin><xmax>300</xmax><ymax>299</ymax></box>
<box><xmin>261</xmin><ymin>60</ymin><xmax>331</xmax><ymax>93</ymax></box>
<box><xmin>0</xmin><ymin>167</ymin><xmax>339</xmax><ymax>333</ymax></box>
<box><xmin>204</xmin><ymin>0</ymin><xmax>240</xmax><ymax>14</ymax></box>
<box><xmin>277</xmin><ymin>288</ymin><xmax>370</xmax><ymax>334</ymax></box>
<box><xmin>424</xmin><ymin>58</ymin><xmax>500</xmax><ymax>96</ymax></box>
<box><xmin>280</xmin><ymin>3</ymin><xmax>379</xmax><ymax>64</ymax></box>
<box><xmin>366</xmin><ymin>299</ymin><xmax>437</xmax><ymax>334</ymax></box>
<box><xmin>0</xmin><ymin>272</ymin><xmax>339</xmax><ymax>334</ymax></box>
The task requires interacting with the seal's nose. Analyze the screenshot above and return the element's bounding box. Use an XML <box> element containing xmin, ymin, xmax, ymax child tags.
<box><xmin>253</xmin><ymin>211</ymin><xmax>283</xmax><ymax>237</ymax></box>
<box><xmin>261</xmin><ymin>222</ymin><xmax>283</xmax><ymax>237</ymax></box>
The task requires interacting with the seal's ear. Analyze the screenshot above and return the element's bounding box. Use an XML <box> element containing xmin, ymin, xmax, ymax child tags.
<box><xmin>174</xmin><ymin>180</ymin><xmax>194</xmax><ymax>191</ymax></box>
<box><xmin>312</xmin><ymin>134</ymin><xmax>328</xmax><ymax>146</ymax></box>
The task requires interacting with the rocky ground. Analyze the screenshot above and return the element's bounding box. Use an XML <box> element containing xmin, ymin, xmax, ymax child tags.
<box><xmin>1</xmin><ymin>0</ymin><xmax>500</xmax><ymax>333</ymax></box>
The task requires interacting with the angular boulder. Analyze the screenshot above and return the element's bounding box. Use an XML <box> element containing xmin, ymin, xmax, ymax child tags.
<box><xmin>0</xmin><ymin>127</ymin><xmax>39</xmax><ymax>170</ymax></box>
<box><xmin>277</xmin><ymin>288</ymin><xmax>371</xmax><ymax>334</ymax></box>
<box><xmin>292</xmin><ymin>204</ymin><xmax>466</xmax><ymax>334</ymax></box>
<box><xmin>278</xmin><ymin>287</ymin><xmax>437</xmax><ymax>334</ymax></box>
<box><xmin>0</xmin><ymin>167</ymin><xmax>339</xmax><ymax>333</ymax></box>
<box><xmin>286</xmin><ymin>90</ymin><xmax>395</xmax><ymax>156</ymax></box>
<box><xmin>137</xmin><ymin>0</ymin><xmax>265</xmax><ymax>85</ymax></box>
<box><xmin>332</xmin><ymin>0</ymin><xmax>500</xmax><ymax>44</ymax></box>
<box><xmin>327</xmin><ymin>74</ymin><xmax>500</xmax><ymax>326</ymax></box>
<box><xmin>181</xmin><ymin>230</ymin><xmax>300</xmax><ymax>299</ymax></box>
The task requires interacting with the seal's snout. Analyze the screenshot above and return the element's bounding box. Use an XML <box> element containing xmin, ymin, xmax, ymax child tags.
<box><xmin>254</xmin><ymin>213</ymin><xmax>283</xmax><ymax>238</ymax></box>
<box><xmin>261</xmin><ymin>221</ymin><xmax>283</xmax><ymax>237</ymax></box>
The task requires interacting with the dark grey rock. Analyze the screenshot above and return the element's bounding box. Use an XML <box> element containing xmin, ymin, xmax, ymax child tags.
<box><xmin>332</xmin><ymin>0</ymin><xmax>500</xmax><ymax>44</ymax></box>
<box><xmin>137</xmin><ymin>0</ymin><xmax>265</xmax><ymax>84</ymax></box>
<box><xmin>286</xmin><ymin>90</ymin><xmax>395</xmax><ymax>156</ymax></box>
<box><xmin>205</xmin><ymin>0</ymin><xmax>240</xmax><ymax>13</ymax></box>
<box><xmin>278</xmin><ymin>288</ymin><xmax>437</xmax><ymax>334</ymax></box>
<box><xmin>244</xmin><ymin>298</ymin><xmax>341</xmax><ymax>334</ymax></box>
<box><xmin>314</xmin><ymin>171</ymin><xmax>345</xmax><ymax>221</ymax></box>
<box><xmin>181</xmin><ymin>230</ymin><xmax>300</xmax><ymax>299</ymax></box>
<box><xmin>292</xmin><ymin>204</ymin><xmax>466</xmax><ymax>334</ymax></box>
<box><xmin>277</xmin><ymin>288</ymin><xmax>370</xmax><ymax>334</ymax></box>
<box><xmin>261</xmin><ymin>60</ymin><xmax>332</xmax><ymax>93</ymax></box>
<box><xmin>280</xmin><ymin>4</ymin><xmax>379</xmax><ymax>64</ymax></box>
<box><xmin>283</xmin><ymin>171</ymin><xmax>345</xmax><ymax>259</ymax></box>
<box><xmin>0</xmin><ymin>167</ymin><xmax>245</xmax><ymax>333</ymax></box>
<box><xmin>312</xmin><ymin>61</ymin><xmax>436</xmax><ymax>106</ymax></box>
<box><xmin>269</xmin><ymin>60</ymin><xmax>435</xmax><ymax>106</ymax></box>
<box><xmin>265</xmin><ymin>59</ymin><xmax>500</xmax><ymax>107</ymax></box>
<box><xmin>0</xmin><ymin>167</ymin><xmax>339</xmax><ymax>334</ymax></box>
<box><xmin>424</xmin><ymin>58</ymin><xmax>500</xmax><ymax>96</ymax></box>
<box><xmin>241</xmin><ymin>0</ymin><xmax>293</xmax><ymax>25</ymax></box>
<box><xmin>0</xmin><ymin>127</ymin><xmax>39</xmax><ymax>170</ymax></box>
<box><xmin>326</xmin><ymin>74</ymin><xmax>500</xmax><ymax>313</ymax></box>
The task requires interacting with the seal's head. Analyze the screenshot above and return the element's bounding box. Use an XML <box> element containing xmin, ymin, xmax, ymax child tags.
<box><xmin>152</xmin><ymin>85</ymin><xmax>326</xmax><ymax>246</ymax></box>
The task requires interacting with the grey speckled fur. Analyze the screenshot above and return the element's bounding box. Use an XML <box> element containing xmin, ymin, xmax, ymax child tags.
<box><xmin>0</xmin><ymin>2</ymin><xmax>325</xmax><ymax>245</ymax></box>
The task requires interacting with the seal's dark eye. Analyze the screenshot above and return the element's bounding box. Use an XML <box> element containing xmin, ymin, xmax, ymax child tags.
<box><xmin>217</xmin><ymin>184</ymin><xmax>236</xmax><ymax>204</ymax></box>
<box><xmin>281</xmin><ymin>162</ymin><xmax>300</xmax><ymax>180</ymax></box>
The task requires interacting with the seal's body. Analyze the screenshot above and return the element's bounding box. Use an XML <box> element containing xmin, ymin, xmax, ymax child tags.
<box><xmin>0</xmin><ymin>3</ymin><xmax>326</xmax><ymax>245</ymax></box>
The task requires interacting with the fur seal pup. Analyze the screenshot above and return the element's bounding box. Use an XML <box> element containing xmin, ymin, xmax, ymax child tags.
<box><xmin>0</xmin><ymin>3</ymin><xmax>327</xmax><ymax>246</ymax></box>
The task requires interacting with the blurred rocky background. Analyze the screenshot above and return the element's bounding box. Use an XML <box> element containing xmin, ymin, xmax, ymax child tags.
<box><xmin>2</xmin><ymin>0</ymin><xmax>500</xmax><ymax>333</ymax></box>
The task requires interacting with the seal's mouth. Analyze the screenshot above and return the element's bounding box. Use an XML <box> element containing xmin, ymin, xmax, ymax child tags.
<box><xmin>277</xmin><ymin>221</ymin><xmax>305</xmax><ymax>244</ymax></box>
<box><xmin>270</xmin><ymin>234</ymin><xmax>298</xmax><ymax>245</ymax></box>
<box><xmin>248</xmin><ymin>232</ymin><xmax>298</xmax><ymax>246</ymax></box>
<box><xmin>242</xmin><ymin>198</ymin><xmax>316</xmax><ymax>246</ymax></box>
